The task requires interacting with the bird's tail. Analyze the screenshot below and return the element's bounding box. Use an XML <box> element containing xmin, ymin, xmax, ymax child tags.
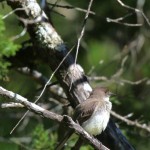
<box><xmin>55</xmin><ymin>130</ymin><xmax>73</xmax><ymax>150</ymax></box>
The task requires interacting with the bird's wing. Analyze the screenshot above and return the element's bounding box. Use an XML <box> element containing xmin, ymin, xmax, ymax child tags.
<box><xmin>74</xmin><ymin>99</ymin><xmax>101</xmax><ymax>124</ymax></box>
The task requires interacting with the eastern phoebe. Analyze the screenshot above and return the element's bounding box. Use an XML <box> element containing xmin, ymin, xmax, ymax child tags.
<box><xmin>56</xmin><ymin>87</ymin><xmax>112</xmax><ymax>150</ymax></box>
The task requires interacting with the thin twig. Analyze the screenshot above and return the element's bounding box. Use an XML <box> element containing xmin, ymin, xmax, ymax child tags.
<box><xmin>36</xmin><ymin>45</ymin><xmax>75</xmax><ymax>102</ymax></box>
<box><xmin>107</xmin><ymin>0</ymin><xmax>150</xmax><ymax>26</ymax></box>
<box><xmin>121</xmin><ymin>77</ymin><xmax>148</xmax><ymax>85</ymax></box>
<box><xmin>88</xmin><ymin>76</ymin><xmax>108</xmax><ymax>81</ymax></box>
<box><xmin>112</xmin><ymin>55</ymin><xmax>128</xmax><ymax>78</ymax></box>
<box><xmin>117</xmin><ymin>0</ymin><xmax>150</xmax><ymax>26</ymax></box>
<box><xmin>11</xmin><ymin>27</ymin><xmax>27</xmax><ymax>40</ymax></box>
<box><xmin>75</xmin><ymin>0</ymin><xmax>94</xmax><ymax>64</ymax></box>
<box><xmin>106</xmin><ymin>17</ymin><xmax>142</xmax><ymax>27</ymax></box>
<box><xmin>47</xmin><ymin>3</ymin><xmax>95</xmax><ymax>15</ymax></box>
<box><xmin>2</xmin><ymin>8</ymin><xmax>25</xmax><ymax>19</ymax></box>
<box><xmin>111</xmin><ymin>110</ymin><xmax>150</xmax><ymax>133</ymax></box>
<box><xmin>10</xmin><ymin>111</ymin><xmax>29</xmax><ymax>134</ymax></box>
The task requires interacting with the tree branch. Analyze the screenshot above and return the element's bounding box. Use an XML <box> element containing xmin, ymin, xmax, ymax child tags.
<box><xmin>7</xmin><ymin>0</ymin><xmax>92</xmax><ymax>107</ymax></box>
<box><xmin>0</xmin><ymin>86</ymin><xmax>108</xmax><ymax>150</ymax></box>
<box><xmin>0</xmin><ymin>86</ymin><xmax>62</xmax><ymax>122</ymax></box>
<box><xmin>111</xmin><ymin>111</ymin><xmax>150</xmax><ymax>133</ymax></box>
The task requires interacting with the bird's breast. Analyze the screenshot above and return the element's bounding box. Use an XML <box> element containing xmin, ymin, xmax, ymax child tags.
<box><xmin>82</xmin><ymin>109</ymin><xmax>110</xmax><ymax>136</ymax></box>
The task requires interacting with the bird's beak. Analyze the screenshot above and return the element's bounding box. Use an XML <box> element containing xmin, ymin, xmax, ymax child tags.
<box><xmin>109</xmin><ymin>92</ymin><xmax>116</xmax><ymax>97</ymax></box>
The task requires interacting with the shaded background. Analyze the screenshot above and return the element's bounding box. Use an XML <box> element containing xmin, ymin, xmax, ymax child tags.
<box><xmin>0</xmin><ymin>0</ymin><xmax>150</xmax><ymax>149</ymax></box>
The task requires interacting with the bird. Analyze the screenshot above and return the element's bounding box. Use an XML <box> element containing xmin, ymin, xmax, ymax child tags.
<box><xmin>55</xmin><ymin>87</ymin><xmax>112</xmax><ymax>150</ymax></box>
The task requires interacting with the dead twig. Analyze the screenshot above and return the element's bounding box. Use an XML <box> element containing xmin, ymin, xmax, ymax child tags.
<box><xmin>111</xmin><ymin>110</ymin><xmax>150</xmax><ymax>133</ymax></box>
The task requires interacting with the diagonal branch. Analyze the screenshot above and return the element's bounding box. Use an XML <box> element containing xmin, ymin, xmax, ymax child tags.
<box><xmin>0</xmin><ymin>86</ymin><xmax>108</xmax><ymax>150</ymax></box>
<box><xmin>0</xmin><ymin>86</ymin><xmax>62</xmax><ymax>122</ymax></box>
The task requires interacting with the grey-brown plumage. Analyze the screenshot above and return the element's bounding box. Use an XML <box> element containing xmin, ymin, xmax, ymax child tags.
<box><xmin>55</xmin><ymin>87</ymin><xmax>112</xmax><ymax>150</ymax></box>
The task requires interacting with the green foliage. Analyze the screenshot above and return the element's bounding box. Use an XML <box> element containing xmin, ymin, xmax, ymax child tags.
<box><xmin>0</xmin><ymin>15</ymin><xmax>20</xmax><ymax>79</ymax></box>
<box><xmin>87</xmin><ymin>40</ymin><xmax>118</xmax><ymax>64</ymax></box>
<box><xmin>0</xmin><ymin>142</ymin><xmax>18</xmax><ymax>150</ymax></box>
<box><xmin>31</xmin><ymin>124</ymin><xmax>57</xmax><ymax>150</ymax></box>
<box><xmin>80</xmin><ymin>145</ymin><xmax>94</xmax><ymax>150</ymax></box>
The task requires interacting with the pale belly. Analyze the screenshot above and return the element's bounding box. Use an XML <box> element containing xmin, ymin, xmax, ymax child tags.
<box><xmin>82</xmin><ymin>111</ymin><xmax>110</xmax><ymax>136</ymax></box>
